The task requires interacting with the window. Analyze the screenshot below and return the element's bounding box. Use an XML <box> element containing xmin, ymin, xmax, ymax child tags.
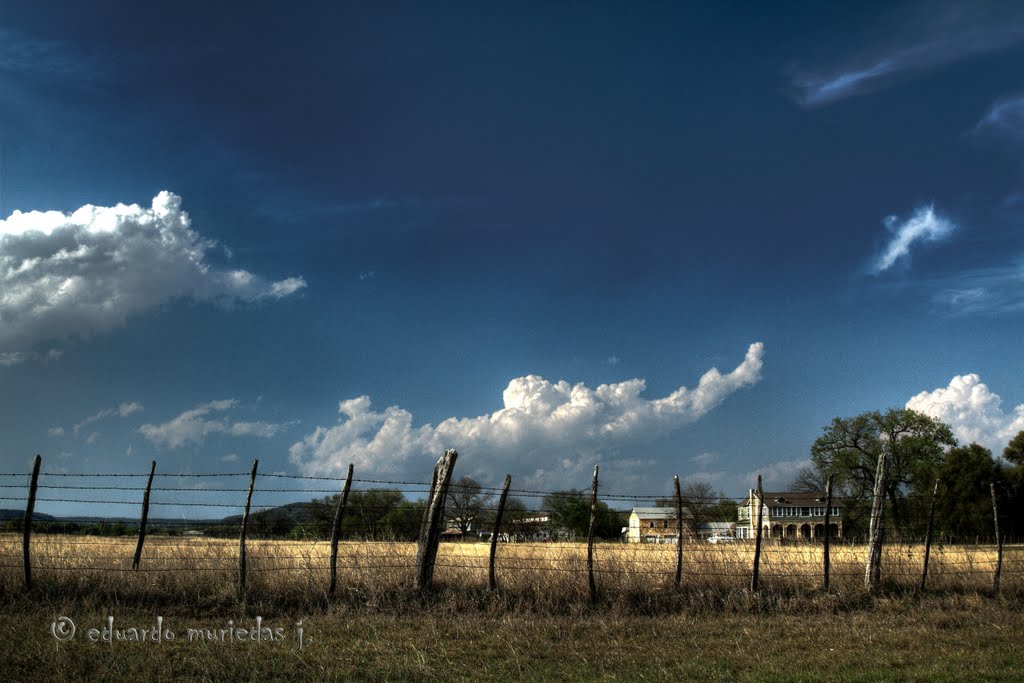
<box><xmin>649</xmin><ymin>521</ymin><xmax>655</xmax><ymax>528</ymax></box>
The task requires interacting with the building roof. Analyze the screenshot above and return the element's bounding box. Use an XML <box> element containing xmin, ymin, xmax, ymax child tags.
<box><xmin>739</xmin><ymin>491</ymin><xmax>838</xmax><ymax>506</ymax></box>
<box><xmin>630</xmin><ymin>506</ymin><xmax>691</xmax><ymax>519</ymax></box>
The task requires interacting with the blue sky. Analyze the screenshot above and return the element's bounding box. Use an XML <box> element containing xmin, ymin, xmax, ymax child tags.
<box><xmin>2</xmin><ymin>2</ymin><xmax>1024</xmax><ymax>515</ymax></box>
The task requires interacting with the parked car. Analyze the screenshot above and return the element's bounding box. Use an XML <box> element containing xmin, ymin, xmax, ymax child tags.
<box><xmin>707</xmin><ymin>534</ymin><xmax>735</xmax><ymax>544</ymax></box>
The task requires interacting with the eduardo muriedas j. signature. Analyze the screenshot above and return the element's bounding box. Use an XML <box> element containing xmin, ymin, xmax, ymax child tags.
<box><xmin>50</xmin><ymin>616</ymin><xmax>306</xmax><ymax>649</ymax></box>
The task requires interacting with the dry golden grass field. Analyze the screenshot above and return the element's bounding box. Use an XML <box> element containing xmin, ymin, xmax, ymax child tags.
<box><xmin>1</xmin><ymin>534</ymin><xmax>1019</xmax><ymax>610</ymax></box>
<box><xmin>2</xmin><ymin>535</ymin><xmax>1023</xmax><ymax>681</ymax></box>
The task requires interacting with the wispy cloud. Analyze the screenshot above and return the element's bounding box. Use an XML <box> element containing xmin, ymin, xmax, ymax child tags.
<box><xmin>931</xmin><ymin>259</ymin><xmax>1024</xmax><ymax>315</ymax></box>
<box><xmin>0</xmin><ymin>29</ymin><xmax>106</xmax><ymax>83</ymax></box>
<box><xmin>742</xmin><ymin>459</ymin><xmax>812</xmax><ymax>490</ymax></box>
<box><xmin>0</xmin><ymin>349</ymin><xmax>62</xmax><ymax>367</ymax></box>
<box><xmin>872</xmin><ymin>205</ymin><xmax>956</xmax><ymax>274</ymax></box>
<box><xmin>74</xmin><ymin>402</ymin><xmax>144</xmax><ymax>436</ymax></box>
<box><xmin>690</xmin><ymin>452</ymin><xmax>719</xmax><ymax>469</ymax></box>
<box><xmin>139</xmin><ymin>399</ymin><xmax>297</xmax><ymax>449</ymax></box>
<box><xmin>793</xmin><ymin>3</ymin><xmax>1024</xmax><ymax>106</ymax></box>
<box><xmin>976</xmin><ymin>95</ymin><xmax>1024</xmax><ymax>140</ymax></box>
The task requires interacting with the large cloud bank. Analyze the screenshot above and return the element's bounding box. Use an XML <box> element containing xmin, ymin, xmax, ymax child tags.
<box><xmin>906</xmin><ymin>374</ymin><xmax>1024</xmax><ymax>454</ymax></box>
<box><xmin>0</xmin><ymin>192</ymin><xmax>305</xmax><ymax>363</ymax></box>
<box><xmin>289</xmin><ymin>342</ymin><xmax>765</xmax><ymax>480</ymax></box>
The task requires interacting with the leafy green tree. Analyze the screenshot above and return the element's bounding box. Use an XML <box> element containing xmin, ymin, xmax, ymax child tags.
<box><xmin>382</xmin><ymin>499</ymin><xmax>426</xmax><ymax>540</ymax></box>
<box><xmin>340</xmin><ymin>489</ymin><xmax>406</xmax><ymax>539</ymax></box>
<box><xmin>933</xmin><ymin>443</ymin><xmax>1003</xmax><ymax>540</ymax></box>
<box><xmin>542</xmin><ymin>490</ymin><xmax>623</xmax><ymax>539</ymax></box>
<box><xmin>1004</xmin><ymin>430</ymin><xmax>1024</xmax><ymax>466</ymax></box>
<box><xmin>810</xmin><ymin>408</ymin><xmax>956</xmax><ymax>536</ymax></box>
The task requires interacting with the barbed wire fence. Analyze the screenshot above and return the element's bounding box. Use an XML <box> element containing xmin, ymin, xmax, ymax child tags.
<box><xmin>0</xmin><ymin>451</ymin><xmax>1018</xmax><ymax>603</ymax></box>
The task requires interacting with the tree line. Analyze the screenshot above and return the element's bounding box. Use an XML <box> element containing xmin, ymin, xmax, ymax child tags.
<box><xmin>791</xmin><ymin>408</ymin><xmax>1024</xmax><ymax>541</ymax></box>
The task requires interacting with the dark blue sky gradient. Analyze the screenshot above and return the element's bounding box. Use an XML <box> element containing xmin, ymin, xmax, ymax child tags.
<box><xmin>1</xmin><ymin>2</ymin><xmax>1023</xmax><ymax>515</ymax></box>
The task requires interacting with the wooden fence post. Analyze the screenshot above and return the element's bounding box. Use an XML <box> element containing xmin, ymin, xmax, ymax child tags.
<box><xmin>328</xmin><ymin>463</ymin><xmax>354</xmax><ymax>598</ymax></box>
<box><xmin>132</xmin><ymin>461</ymin><xmax>157</xmax><ymax>571</ymax></box>
<box><xmin>864</xmin><ymin>447</ymin><xmax>891</xmax><ymax>592</ymax></box>
<box><xmin>418</xmin><ymin>467</ymin><xmax>440</xmax><ymax>545</ymax></box>
<box><xmin>586</xmin><ymin>465</ymin><xmax>599</xmax><ymax>603</ymax></box>
<box><xmin>992</xmin><ymin>482</ymin><xmax>1003</xmax><ymax>594</ymax></box>
<box><xmin>238</xmin><ymin>459</ymin><xmax>259</xmax><ymax>599</ymax></box>
<box><xmin>23</xmin><ymin>454</ymin><xmax>41</xmax><ymax>590</ymax></box>
<box><xmin>751</xmin><ymin>475</ymin><xmax>763</xmax><ymax>593</ymax></box>
<box><xmin>822</xmin><ymin>474</ymin><xmax>833</xmax><ymax>592</ymax></box>
<box><xmin>920</xmin><ymin>478</ymin><xmax>939</xmax><ymax>592</ymax></box>
<box><xmin>488</xmin><ymin>474</ymin><xmax>512</xmax><ymax>590</ymax></box>
<box><xmin>674</xmin><ymin>475</ymin><xmax>683</xmax><ymax>590</ymax></box>
<box><xmin>415</xmin><ymin>449</ymin><xmax>458</xmax><ymax>596</ymax></box>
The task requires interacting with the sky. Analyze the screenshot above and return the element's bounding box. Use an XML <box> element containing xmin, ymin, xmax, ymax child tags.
<box><xmin>1</xmin><ymin>2</ymin><xmax>1023</xmax><ymax>516</ymax></box>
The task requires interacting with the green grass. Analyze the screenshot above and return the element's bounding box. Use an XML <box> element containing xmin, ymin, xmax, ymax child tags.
<box><xmin>3</xmin><ymin>593</ymin><xmax>1022</xmax><ymax>681</ymax></box>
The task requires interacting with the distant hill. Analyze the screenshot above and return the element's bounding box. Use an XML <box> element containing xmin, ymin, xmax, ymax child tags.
<box><xmin>1</xmin><ymin>500</ymin><xmax>325</xmax><ymax>535</ymax></box>
<box><xmin>221</xmin><ymin>501</ymin><xmax>323</xmax><ymax>526</ymax></box>
<box><xmin>0</xmin><ymin>509</ymin><xmax>55</xmax><ymax>521</ymax></box>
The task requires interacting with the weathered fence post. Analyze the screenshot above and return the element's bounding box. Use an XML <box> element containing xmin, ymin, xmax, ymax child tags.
<box><xmin>238</xmin><ymin>459</ymin><xmax>259</xmax><ymax>599</ymax></box>
<box><xmin>132</xmin><ymin>461</ymin><xmax>157</xmax><ymax>571</ymax></box>
<box><xmin>992</xmin><ymin>482</ymin><xmax>1003</xmax><ymax>594</ymax></box>
<box><xmin>751</xmin><ymin>475</ymin><xmax>764</xmax><ymax>593</ymax></box>
<box><xmin>328</xmin><ymin>463</ymin><xmax>354</xmax><ymax>598</ymax></box>
<box><xmin>920</xmin><ymin>478</ymin><xmax>939</xmax><ymax>592</ymax></box>
<box><xmin>864</xmin><ymin>447</ymin><xmax>892</xmax><ymax>591</ymax></box>
<box><xmin>822</xmin><ymin>474</ymin><xmax>833</xmax><ymax>592</ymax></box>
<box><xmin>674</xmin><ymin>475</ymin><xmax>683</xmax><ymax>590</ymax></box>
<box><xmin>488</xmin><ymin>474</ymin><xmax>512</xmax><ymax>590</ymax></box>
<box><xmin>586</xmin><ymin>465</ymin><xmax>599</xmax><ymax>603</ymax></box>
<box><xmin>23</xmin><ymin>454</ymin><xmax>41</xmax><ymax>590</ymax></box>
<box><xmin>415</xmin><ymin>449</ymin><xmax>458</xmax><ymax>597</ymax></box>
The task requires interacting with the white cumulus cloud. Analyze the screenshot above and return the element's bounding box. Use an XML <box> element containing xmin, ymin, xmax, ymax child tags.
<box><xmin>906</xmin><ymin>374</ymin><xmax>1024</xmax><ymax>454</ymax></box>
<box><xmin>289</xmin><ymin>342</ymin><xmax>765</xmax><ymax>481</ymax></box>
<box><xmin>139</xmin><ymin>399</ymin><xmax>296</xmax><ymax>449</ymax></box>
<box><xmin>873</xmin><ymin>205</ymin><xmax>956</xmax><ymax>273</ymax></box>
<box><xmin>0</xmin><ymin>191</ymin><xmax>306</xmax><ymax>364</ymax></box>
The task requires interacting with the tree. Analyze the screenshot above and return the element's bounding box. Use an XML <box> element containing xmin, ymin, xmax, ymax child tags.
<box><xmin>497</xmin><ymin>497</ymin><xmax>534</xmax><ymax>539</ymax></box>
<box><xmin>1004</xmin><ymin>430</ymin><xmax>1024</xmax><ymax>466</ymax></box>
<box><xmin>342</xmin><ymin>489</ymin><xmax>406</xmax><ymax>539</ymax></box>
<box><xmin>542</xmin><ymin>490</ymin><xmax>623</xmax><ymax>539</ymax></box>
<box><xmin>656</xmin><ymin>481</ymin><xmax>733</xmax><ymax>533</ymax></box>
<box><xmin>381</xmin><ymin>499</ymin><xmax>426</xmax><ymax>540</ymax></box>
<box><xmin>788</xmin><ymin>464</ymin><xmax>829</xmax><ymax>493</ymax></box>
<box><xmin>933</xmin><ymin>443</ymin><xmax>1003</xmax><ymax>540</ymax></box>
<box><xmin>445</xmin><ymin>476</ymin><xmax>492</xmax><ymax>535</ymax></box>
<box><xmin>810</xmin><ymin>408</ymin><xmax>955</xmax><ymax>535</ymax></box>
